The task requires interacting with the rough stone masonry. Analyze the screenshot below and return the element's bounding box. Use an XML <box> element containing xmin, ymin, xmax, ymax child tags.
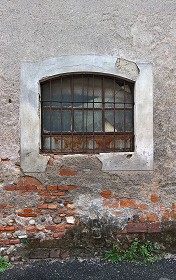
<box><xmin>0</xmin><ymin>0</ymin><xmax>176</xmax><ymax>261</ymax></box>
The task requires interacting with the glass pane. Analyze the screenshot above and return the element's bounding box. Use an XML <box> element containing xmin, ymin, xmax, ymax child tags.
<box><xmin>61</xmin><ymin>77</ymin><xmax>71</xmax><ymax>107</ymax></box>
<box><xmin>43</xmin><ymin>108</ymin><xmax>50</xmax><ymax>132</ymax></box>
<box><xmin>72</xmin><ymin>76</ymin><xmax>103</xmax><ymax>108</ymax></box>
<box><xmin>74</xmin><ymin>110</ymin><xmax>102</xmax><ymax>132</ymax></box>
<box><xmin>51</xmin><ymin>79</ymin><xmax>61</xmax><ymax>107</ymax></box>
<box><xmin>43</xmin><ymin>109</ymin><xmax>71</xmax><ymax>132</ymax></box>
<box><xmin>42</xmin><ymin>136</ymin><xmax>64</xmax><ymax>152</ymax></box>
<box><xmin>104</xmin><ymin>79</ymin><xmax>133</xmax><ymax>109</ymax></box>
<box><xmin>104</xmin><ymin>78</ymin><xmax>114</xmax><ymax>108</ymax></box>
<box><xmin>125</xmin><ymin>110</ymin><xmax>133</xmax><ymax>132</ymax></box>
<box><xmin>115</xmin><ymin>110</ymin><xmax>124</xmax><ymax>132</ymax></box>
<box><xmin>74</xmin><ymin>110</ymin><xmax>83</xmax><ymax>132</ymax></box>
<box><xmin>51</xmin><ymin>110</ymin><xmax>61</xmax><ymax>132</ymax></box>
<box><xmin>104</xmin><ymin>110</ymin><xmax>116</xmax><ymax>132</ymax></box>
<box><xmin>41</xmin><ymin>82</ymin><xmax>50</xmax><ymax>101</ymax></box>
<box><xmin>93</xmin><ymin>110</ymin><xmax>102</xmax><ymax>132</ymax></box>
<box><xmin>113</xmin><ymin>84</ymin><xmax>133</xmax><ymax>108</ymax></box>
<box><xmin>62</xmin><ymin>110</ymin><xmax>71</xmax><ymax>132</ymax></box>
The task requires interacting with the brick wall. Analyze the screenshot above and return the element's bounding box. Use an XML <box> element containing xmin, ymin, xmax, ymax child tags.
<box><xmin>0</xmin><ymin>157</ymin><xmax>176</xmax><ymax>260</ymax></box>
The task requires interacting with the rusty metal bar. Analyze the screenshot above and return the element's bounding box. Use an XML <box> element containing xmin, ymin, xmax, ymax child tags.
<box><xmin>71</xmin><ymin>75</ymin><xmax>74</xmax><ymax>153</ymax></box>
<box><xmin>124</xmin><ymin>80</ymin><xmax>126</xmax><ymax>151</ymax></box>
<box><xmin>92</xmin><ymin>74</ymin><xmax>95</xmax><ymax>153</ymax></box>
<box><xmin>113</xmin><ymin>77</ymin><xmax>116</xmax><ymax>152</ymax></box>
<box><xmin>61</xmin><ymin>77</ymin><xmax>63</xmax><ymax>153</ymax></box>
<box><xmin>49</xmin><ymin>80</ymin><xmax>52</xmax><ymax>151</ymax></box>
<box><xmin>102</xmin><ymin>76</ymin><xmax>105</xmax><ymax>152</ymax></box>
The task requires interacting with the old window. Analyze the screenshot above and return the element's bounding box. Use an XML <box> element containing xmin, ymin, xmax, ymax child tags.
<box><xmin>21</xmin><ymin>55</ymin><xmax>153</xmax><ymax>172</ymax></box>
<box><xmin>41</xmin><ymin>74</ymin><xmax>134</xmax><ymax>154</ymax></box>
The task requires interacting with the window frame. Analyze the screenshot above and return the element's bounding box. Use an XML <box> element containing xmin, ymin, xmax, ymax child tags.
<box><xmin>20</xmin><ymin>55</ymin><xmax>153</xmax><ymax>172</ymax></box>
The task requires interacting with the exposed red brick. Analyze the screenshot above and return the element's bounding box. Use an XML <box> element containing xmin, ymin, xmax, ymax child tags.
<box><xmin>25</xmin><ymin>176</ymin><xmax>42</xmax><ymax>186</ymax></box>
<box><xmin>172</xmin><ymin>203</ymin><xmax>176</xmax><ymax>210</ymax></box>
<box><xmin>16</xmin><ymin>186</ymin><xmax>27</xmax><ymax>190</ymax></box>
<box><xmin>4</xmin><ymin>185</ymin><xmax>16</xmax><ymax>191</ymax></box>
<box><xmin>52</xmin><ymin>191</ymin><xmax>65</xmax><ymax>197</ymax></box>
<box><xmin>159</xmin><ymin>204</ymin><xmax>171</xmax><ymax>211</ymax></box>
<box><xmin>6</xmin><ymin>204</ymin><xmax>13</xmax><ymax>209</ymax></box>
<box><xmin>162</xmin><ymin>211</ymin><xmax>170</xmax><ymax>221</ymax></box>
<box><xmin>26</xmin><ymin>226</ymin><xmax>36</xmax><ymax>232</ymax></box>
<box><xmin>126</xmin><ymin>222</ymin><xmax>148</xmax><ymax>233</ymax></box>
<box><xmin>27</xmin><ymin>185</ymin><xmax>37</xmax><ymax>191</ymax></box>
<box><xmin>37</xmin><ymin>185</ymin><xmax>46</xmax><ymax>191</ymax></box>
<box><xmin>121</xmin><ymin>222</ymin><xmax>161</xmax><ymax>233</ymax></box>
<box><xmin>148</xmin><ymin>222</ymin><xmax>161</xmax><ymax>233</ymax></box>
<box><xmin>18</xmin><ymin>213</ymin><xmax>37</xmax><ymax>218</ymax></box>
<box><xmin>39</xmin><ymin>193</ymin><xmax>52</xmax><ymax>197</ymax></box>
<box><xmin>0</xmin><ymin>240</ymin><xmax>10</xmax><ymax>245</ymax></box>
<box><xmin>57</xmin><ymin>185</ymin><xmax>79</xmax><ymax>191</ymax></box>
<box><xmin>103</xmin><ymin>199</ymin><xmax>112</xmax><ymax>208</ymax></box>
<box><xmin>47</xmin><ymin>186</ymin><xmax>58</xmax><ymax>191</ymax></box>
<box><xmin>146</xmin><ymin>213</ymin><xmax>158</xmax><ymax>222</ymax></box>
<box><xmin>38</xmin><ymin>204</ymin><xmax>48</xmax><ymax>209</ymax></box>
<box><xmin>100</xmin><ymin>190</ymin><xmax>112</xmax><ymax>199</ymax></box>
<box><xmin>4</xmin><ymin>226</ymin><xmax>15</xmax><ymax>232</ymax></box>
<box><xmin>63</xmin><ymin>201</ymin><xmax>73</xmax><ymax>206</ymax></box>
<box><xmin>65</xmin><ymin>210</ymin><xmax>76</xmax><ymax>215</ymax></box>
<box><xmin>17</xmin><ymin>177</ymin><xmax>24</xmax><ymax>186</ymax></box>
<box><xmin>48</xmin><ymin>204</ymin><xmax>58</xmax><ymax>210</ymax></box>
<box><xmin>120</xmin><ymin>199</ymin><xmax>137</xmax><ymax>208</ymax></box>
<box><xmin>45</xmin><ymin>225</ymin><xmax>56</xmax><ymax>230</ymax></box>
<box><xmin>53</xmin><ymin>232</ymin><xmax>65</xmax><ymax>238</ymax></box>
<box><xmin>58</xmin><ymin>209</ymin><xmax>66</xmax><ymax>214</ymax></box>
<box><xmin>34</xmin><ymin>209</ymin><xmax>41</xmax><ymax>213</ymax></box>
<box><xmin>150</xmin><ymin>194</ymin><xmax>159</xmax><ymax>203</ymax></box>
<box><xmin>170</xmin><ymin>211</ymin><xmax>176</xmax><ymax>220</ymax></box>
<box><xmin>112</xmin><ymin>201</ymin><xmax>119</xmax><ymax>208</ymax></box>
<box><xmin>139</xmin><ymin>215</ymin><xmax>147</xmax><ymax>222</ymax></box>
<box><xmin>120</xmin><ymin>227</ymin><xmax>127</xmax><ymax>234</ymax></box>
<box><xmin>65</xmin><ymin>224</ymin><xmax>75</xmax><ymax>229</ymax></box>
<box><xmin>138</xmin><ymin>204</ymin><xmax>149</xmax><ymax>211</ymax></box>
<box><xmin>9</xmin><ymin>239</ymin><xmax>21</xmax><ymax>245</ymax></box>
<box><xmin>55</xmin><ymin>225</ymin><xmax>65</xmax><ymax>231</ymax></box>
<box><xmin>36</xmin><ymin>225</ymin><xmax>45</xmax><ymax>231</ymax></box>
<box><xmin>23</xmin><ymin>208</ymin><xmax>33</xmax><ymax>213</ymax></box>
<box><xmin>48</xmin><ymin>157</ymin><xmax>54</xmax><ymax>166</ymax></box>
<box><xmin>59</xmin><ymin>168</ymin><xmax>77</xmax><ymax>176</ymax></box>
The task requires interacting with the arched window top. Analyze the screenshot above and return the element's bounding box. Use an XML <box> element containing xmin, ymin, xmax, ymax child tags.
<box><xmin>41</xmin><ymin>73</ymin><xmax>134</xmax><ymax>154</ymax></box>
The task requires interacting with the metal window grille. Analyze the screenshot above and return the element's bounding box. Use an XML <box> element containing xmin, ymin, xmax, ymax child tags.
<box><xmin>41</xmin><ymin>73</ymin><xmax>134</xmax><ymax>154</ymax></box>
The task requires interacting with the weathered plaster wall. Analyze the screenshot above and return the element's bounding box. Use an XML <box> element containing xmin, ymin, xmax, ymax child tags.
<box><xmin>0</xmin><ymin>0</ymin><xmax>176</xmax><ymax>260</ymax></box>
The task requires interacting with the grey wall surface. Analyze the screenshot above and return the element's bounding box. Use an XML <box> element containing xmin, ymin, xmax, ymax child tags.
<box><xmin>1</xmin><ymin>0</ymin><xmax>176</xmax><ymax>184</ymax></box>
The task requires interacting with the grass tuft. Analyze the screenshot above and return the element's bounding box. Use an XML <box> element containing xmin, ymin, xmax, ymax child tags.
<box><xmin>0</xmin><ymin>256</ymin><xmax>11</xmax><ymax>273</ymax></box>
<box><xmin>105</xmin><ymin>238</ymin><xmax>161</xmax><ymax>264</ymax></box>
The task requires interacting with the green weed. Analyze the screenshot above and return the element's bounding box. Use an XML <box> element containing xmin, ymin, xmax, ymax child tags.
<box><xmin>105</xmin><ymin>238</ymin><xmax>161</xmax><ymax>264</ymax></box>
<box><xmin>21</xmin><ymin>238</ymin><xmax>29</xmax><ymax>245</ymax></box>
<box><xmin>0</xmin><ymin>256</ymin><xmax>11</xmax><ymax>273</ymax></box>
